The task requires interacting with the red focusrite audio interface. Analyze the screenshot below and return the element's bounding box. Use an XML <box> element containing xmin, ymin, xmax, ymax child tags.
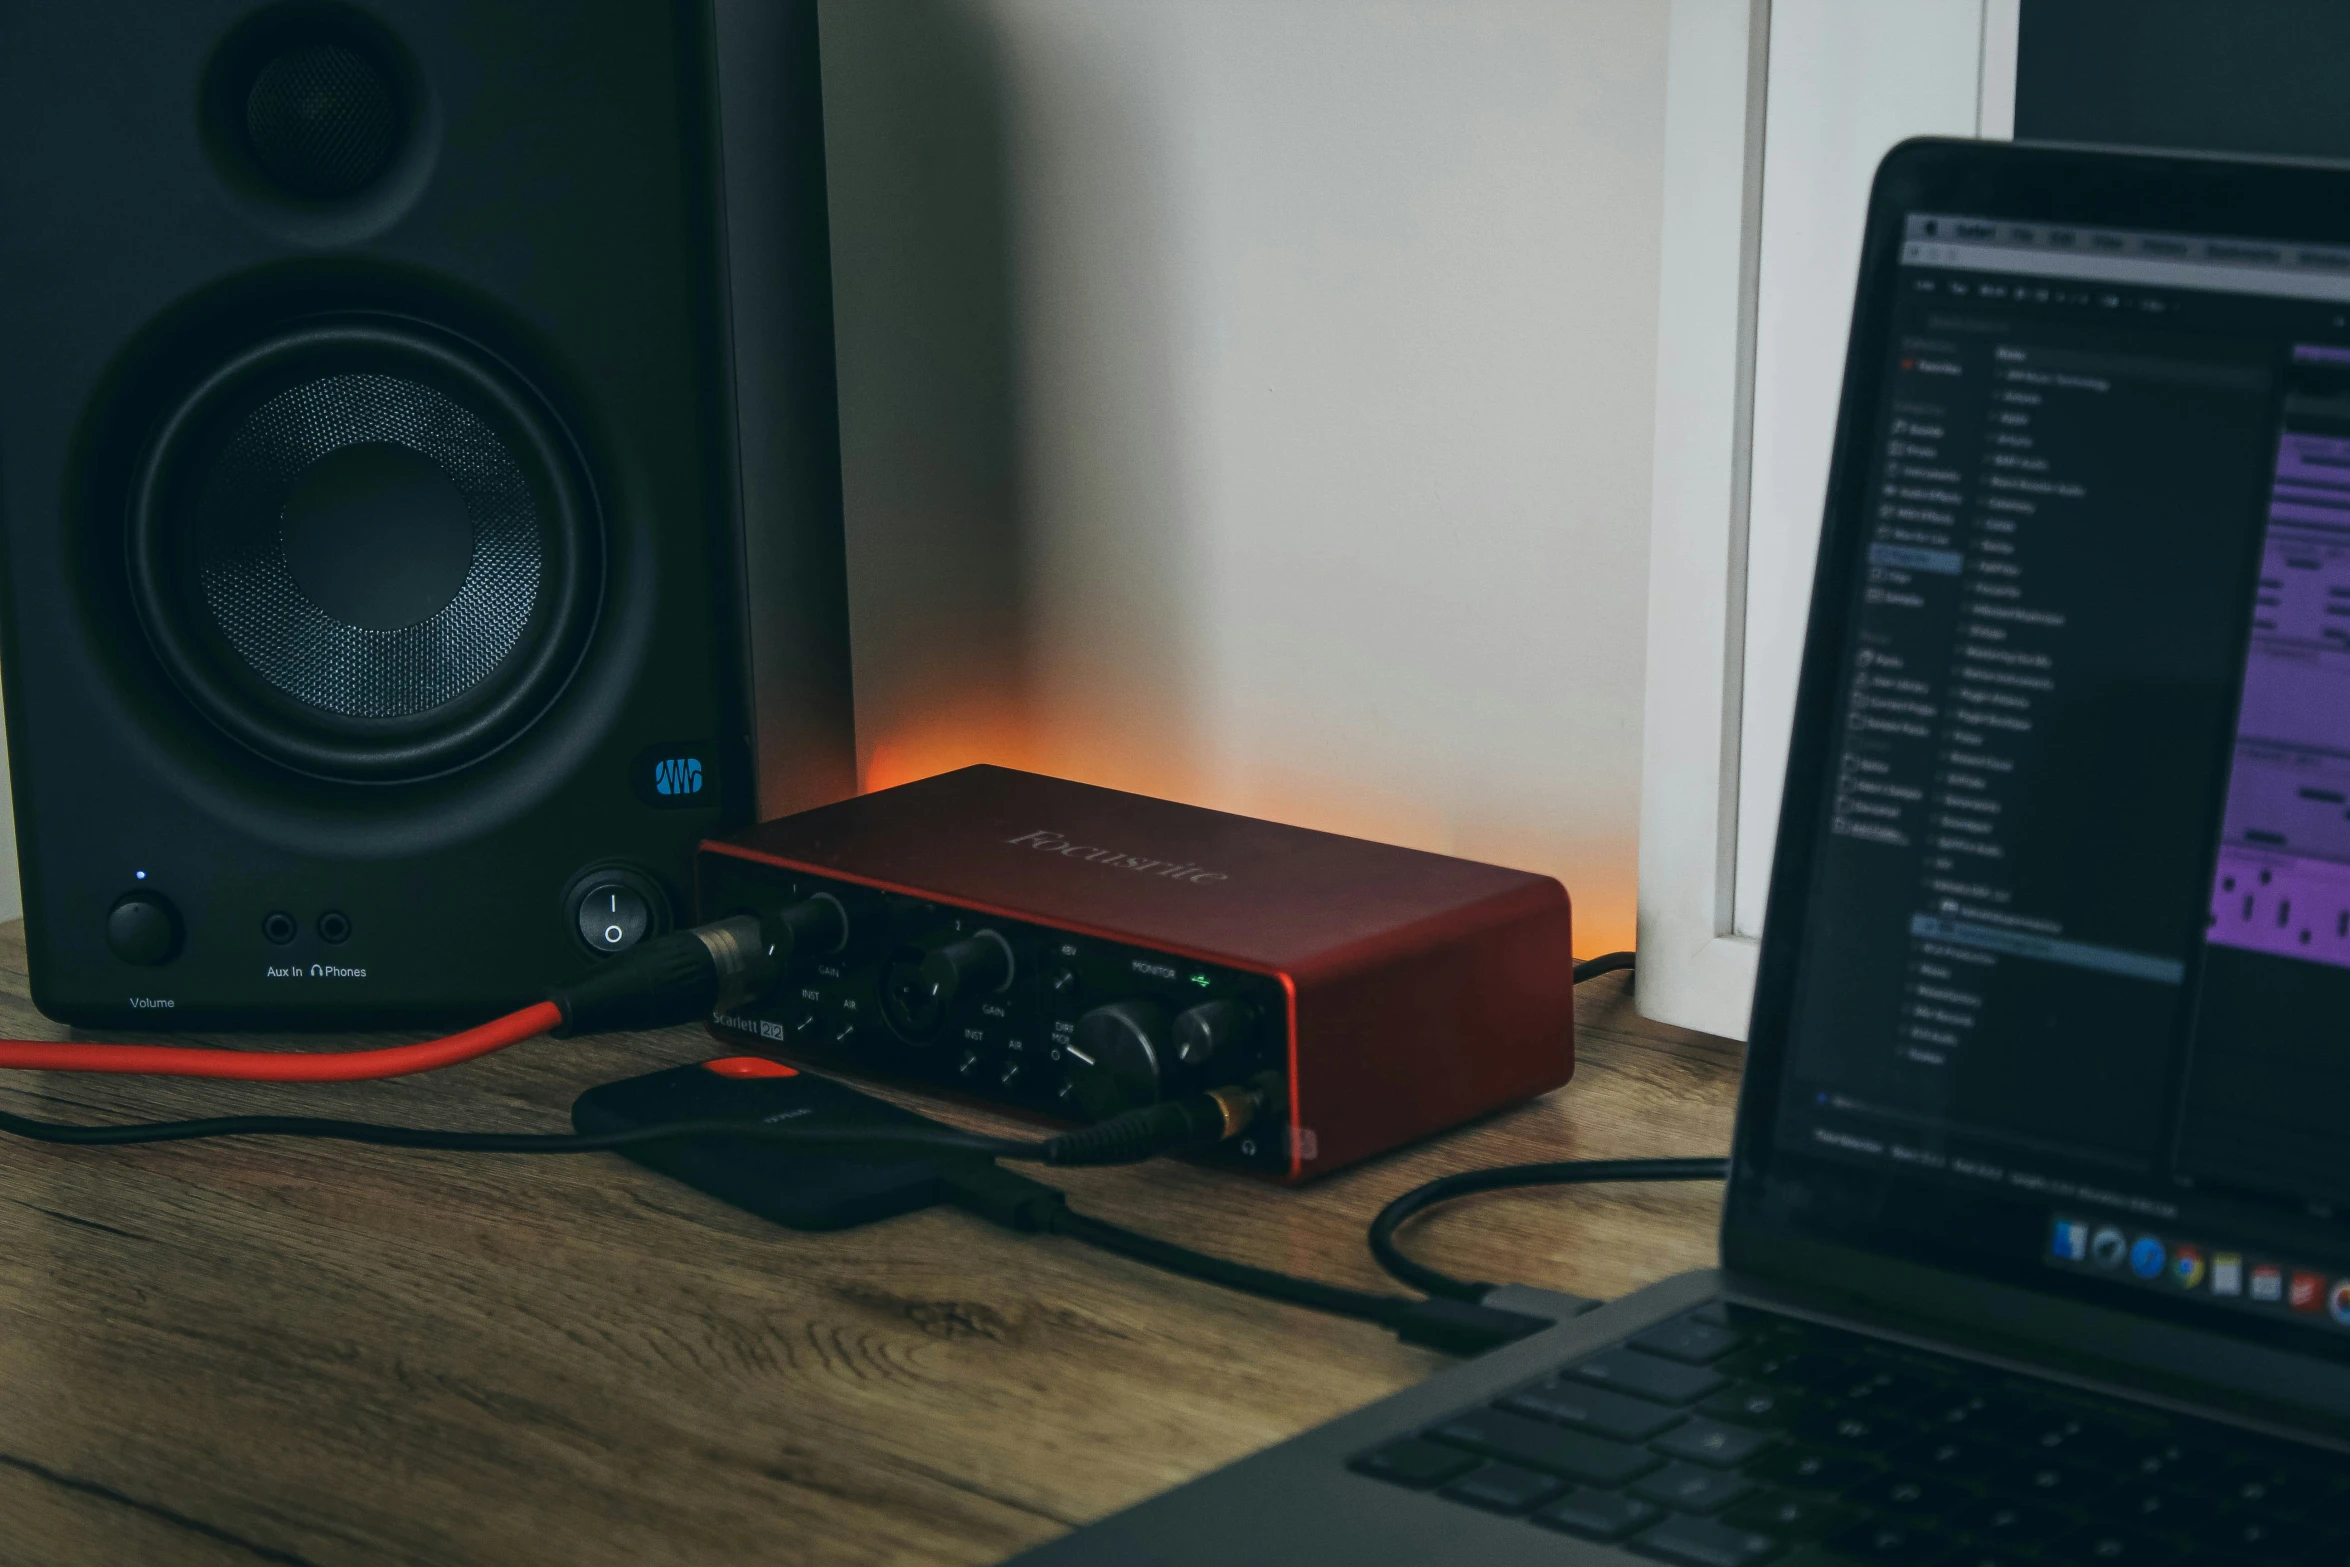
<box><xmin>696</xmin><ymin>765</ymin><xmax>1575</xmax><ymax>1181</ymax></box>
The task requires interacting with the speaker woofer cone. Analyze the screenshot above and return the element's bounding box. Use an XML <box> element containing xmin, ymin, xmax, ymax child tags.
<box><xmin>129</xmin><ymin>317</ymin><xmax>599</xmax><ymax>782</ymax></box>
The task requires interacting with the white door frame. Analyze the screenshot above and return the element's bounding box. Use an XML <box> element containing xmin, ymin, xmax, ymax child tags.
<box><xmin>1635</xmin><ymin>0</ymin><xmax>2018</xmax><ymax>1040</ymax></box>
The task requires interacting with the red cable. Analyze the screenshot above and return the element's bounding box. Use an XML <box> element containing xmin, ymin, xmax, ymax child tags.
<box><xmin>0</xmin><ymin>1000</ymin><xmax>564</xmax><ymax>1082</ymax></box>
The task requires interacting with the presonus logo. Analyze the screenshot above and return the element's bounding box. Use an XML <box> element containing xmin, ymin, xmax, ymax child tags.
<box><xmin>653</xmin><ymin>756</ymin><xmax>704</xmax><ymax>797</ymax></box>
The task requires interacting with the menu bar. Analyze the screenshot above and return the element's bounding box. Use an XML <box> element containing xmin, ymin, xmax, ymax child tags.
<box><xmin>1904</xmin><ymin>212</ymin><xmax>2350</xmax><ymax>305</ymax></box>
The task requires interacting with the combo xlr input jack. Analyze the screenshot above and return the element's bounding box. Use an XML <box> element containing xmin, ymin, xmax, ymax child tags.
<box><xmin>548</xmin><ymin>894</ymin><xmax>855</xmax><ymax>1036</ymax></box>
<box><xmin>686</xmin><ymin>895</ymin><xmax>851</xmax><ymax>1016</ymax></box>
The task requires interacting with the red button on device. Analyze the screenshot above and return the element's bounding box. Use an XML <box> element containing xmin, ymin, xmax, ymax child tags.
<box><xmin>700</xmin><ymin>1056</ymin><xmax>799</xmax><ymax>1078</ymax></box>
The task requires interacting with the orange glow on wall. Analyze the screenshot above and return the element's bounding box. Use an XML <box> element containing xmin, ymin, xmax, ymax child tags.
<box><xmin>861</xmin><ymin>717</ymin><xmax>1037</xmax><ymax>796</ymax></box>
<box><xmin>857</xmin><ymin>717</ymin><xmax>1638</xmax><ymax>961</ymax></box>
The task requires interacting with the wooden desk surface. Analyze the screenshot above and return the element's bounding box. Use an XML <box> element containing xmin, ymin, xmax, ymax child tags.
<box><xmin>0</xmin><ymin>922</ymin><xmax>1740</xmax><ymax>1566</ymax></box>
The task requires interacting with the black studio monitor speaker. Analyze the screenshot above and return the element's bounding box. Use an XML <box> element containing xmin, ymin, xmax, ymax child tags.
<box><xmin>0</xmin><ymin>0</ymin><xmax>854</xmax><ymax>1027</ymax></box>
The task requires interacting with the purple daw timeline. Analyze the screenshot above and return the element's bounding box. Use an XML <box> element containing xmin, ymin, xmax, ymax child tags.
<box><xmin>2209</xmin><ymin>343</ymin><xmax>2350</xmax><ymax>970</ymax></box>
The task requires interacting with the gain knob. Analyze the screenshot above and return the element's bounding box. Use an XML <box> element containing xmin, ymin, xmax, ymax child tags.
<box><xmin>761</xmin><ymin>893</ymin><xmax>848</xmax><ymax>965</ymax></box>
<box><xmin>881</xmin><ymin>929</ymin><xmax>1013</xmax><ymax>1042</ymax></box>
<box><xmin>1067</xmin><ymin>1000</ymin><xmax>1169</xmax><ymax>1119</ymax></box>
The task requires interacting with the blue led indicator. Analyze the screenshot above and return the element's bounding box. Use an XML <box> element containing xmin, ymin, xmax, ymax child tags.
<box><xmin>652</xmin><ymin>757</ymin><xmax>704</xmax><ymax>797</ymax></box>
<box><xmin>134</xmin><ymin>870</ymin><xmax>147</xmax><ymax>880</ymax></box>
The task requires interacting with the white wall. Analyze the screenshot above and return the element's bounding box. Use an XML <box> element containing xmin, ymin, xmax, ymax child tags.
<box><xmin>0</xmin><ymin>3</ymin><xmax>1670</xmax><ymax>951</ymax></box>
<box><xmin>820</xmin><ymin>0</ymin><xmax>1670</xmax><ymax>954</ymax></box>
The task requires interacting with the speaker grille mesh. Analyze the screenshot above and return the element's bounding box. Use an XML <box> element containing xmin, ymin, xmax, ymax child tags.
<box><xmin>244</xmin><ymin>43</ymin><xmax>400</xmax><ymax>199</ymax></box>
<box><xmin>193</xmin><ymin>373</ymin><xmax>544</xmax><ymax>719</ymax></box>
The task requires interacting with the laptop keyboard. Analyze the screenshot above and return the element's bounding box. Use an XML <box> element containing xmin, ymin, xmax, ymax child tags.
<box><xmin>1348</xmin><ymin>1302</ymin><xmax>2348</xmax><ymax>1566</ymax></box>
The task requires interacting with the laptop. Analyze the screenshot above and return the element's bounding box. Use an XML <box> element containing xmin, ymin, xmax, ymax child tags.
<box><xmin>1008</xmin><ymin>137</ymin><xmax>2350</xmax><ymax>1566</ymax></box>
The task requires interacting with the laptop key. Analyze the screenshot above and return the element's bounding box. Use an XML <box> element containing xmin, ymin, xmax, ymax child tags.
<box><xmin>1846</xmin><ymin>1467</ymin><xmax>1965</xmax><ymax>1517</ymax></box>
<box><xmin>1571</xmin><ymin>1348</ymin><xmax>1728</xmax><ymax>1405</ymax></box>
<box><xmin>1721</xmin><ymin>1488</ymin><xmax>1858</xmax><ymax>1537</ymax></box>
<box><xmin>1499</xmin><ymin>1380</ymin><xmax>1685</xmax><ymax>1441</ymax></box>
<box><xmin>2100</xmin><ymin>1482</ymin><xmax>2198</xmax><ymax>1533</ymax></box>
<box><xmin>1628</xmin><ymin>1513</ymin><xmax>1782</xmax><ymax>1567</ymax></box>
<box><xmin>1424</xmin><ymin>1409</ymin><xmax>1660</xmax><ymax>1486</ymax></box>
<box><xmin>2016</xmin><ymin>1414</ymin><xmax>2159</xmax><ymax>1473</ymax></box>
<box><xmin>2211</xmin><ymin>1457</ymin><xmax>2344</xmax><ymax>1515</ymax></box>
<box><xmin>1826</xmin><ymin>1516</ymin><xmax>1959</xmax><ymax>1565</ymax></box>
<box><xmin>1724</xmin><ymin>1349</ymin><xmax>1851</xmax><ymax>1387</ymax></box>
<box><xmin>1891</xmin><ymin>1431</ymin><xmax>2009</xmax><ymax>1480</ymax></box>
<box><xmin>1747</xmin><ymin>1445</ymin><xmax>1879</xmax><ymax>1493</ymax></box>
<box><xmin>1652</xmin><ymin>1417</ymin><xmax>1772</xmax><ymax>1468</ymax></box>
<box><xmin>1942</xmin><ymin>1550</ymin><xmax>2037</xmax><ymax>1567</ymax></box>
<box><xmin>1698</xmin><ymin>1385</ymin><xmax>1806</xmax><ymax>1429</ymax></box>
<box><xmin>2184</xmin><ymin>1512</ymin><xmax>2333</xmax><ymax>1556</ymax></box>
<box><xmin>1950</xmin><ymin>1493</ymin><xmax>2075</xmax><ymax>1550</ymax></box>
<box><xmin>2041</xmin><ymin>1525</ymin><xmax>2185</xmax><ymax>1566</ymax></box>
<box><xmin>1628</xmin><ymin>1461</ymin><xmax>1754</xmax><ymax>1515</ymax></box>
<box><xmin>1829</xmin><ymin>1366</ymin><xmax>1942</xmax><ymax>1410</ymax></box>
<box><xmin>1786</xmin><ymin>1403</ymin><xmax>1917</xmax><ymax>1450</ymax></box>
<box><xmin>1990</xmin><ymin>1454</ymin><xmax>2119</xmax><ymax>1508</ymax></box>
<box><xmin>1437</xmin><ymin>1460</ymin><xmax>1565</xmax><ymax>1515</ymax></box>
<box><xmin>1631</xmin><ymin>1317</ymin><xmax>1747</xmax><ymax>1364</ymax></box>
<box><xmin>1346</xmin><ymin>1437</ymin><xmax>1477</xmax><ymax>1489</ymax></box>
<box><xmin>1532</xmin><ymin>1486</ymin><xmax>1663</xmax><ymax>1542</ymax></box>
<box><xmin>1914</xmin><ymin>1388</ymin><xmax>2036</xmax><ymax>1436</ymax></box>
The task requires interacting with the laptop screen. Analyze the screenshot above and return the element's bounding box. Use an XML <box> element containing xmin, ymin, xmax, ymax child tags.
<box><xmin>1749</xmin><ymin>167</ymin><xmax>2350</xmax><ymax>1364</ymax></box>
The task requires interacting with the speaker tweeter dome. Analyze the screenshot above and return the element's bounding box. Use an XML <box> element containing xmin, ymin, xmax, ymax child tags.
<box><xmin>196</xmin><ymin>5</ymin><xmax>434</xmax><ymax>234</ymax></box>
<box><xmin>243</xmin><ymin>40</ymin><xmax>402</xmax><ymax>199</ymax></box>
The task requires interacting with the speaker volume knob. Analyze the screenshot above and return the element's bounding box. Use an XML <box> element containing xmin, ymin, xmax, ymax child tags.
<box><xmin>107</xmin><ymin>892</ymin><xmax>182</xmax><ymax>967</ymax></box>
<box><xmin>1173</xmin><ymin>999</ymin><xmax>1250</xmax><ymax>1069</ymax></box>
<box><xmin>1069</xmin><ymin>1001</ymin><xmax>1169</xmax><ymax>1119</ymax></box>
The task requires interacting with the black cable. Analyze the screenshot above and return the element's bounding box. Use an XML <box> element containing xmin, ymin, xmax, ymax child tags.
<box><xmin>0</xmin><ymin>1091</ymin><xmax>1261</xmax><ymax>1166</ymax></box>
<box><xmin>0</xmin><ymin>1089</ymin><xmax>1567</xmax><ymax>1347</ymax></box>
<box><xmin>1353</xmin><ymin>948</ymin><xmax>1720</xmax><ymax>1300</ymax></box>
<box><xmin>1571</xmin><ymin>950</ymin><xmax>1636</xmax><ymax>985</ymax></box>
<box><xmin>939</xmin><ymin>1162</ymin><xmax>1556</xmax><ymax>1355</ymax></box>
<box><xmin>1049</xmin><ymin>1206</ymin><xmax>1407</xmax><ymax>1327</ymax></box>
<box><xmin>0</xmin><ymin>1070</ymin><xmax>1278</xmax><ymax>1173</ymax></box>
<box><xmin>0</xmin><ymin>1104</ymin><xmax>1035</xmax><ymax>1159</ymax></box>
<box><xmin>1369</xmin><ymin>1156</ymin><xmax>1729</xmax><ymax>1300</ymax></box>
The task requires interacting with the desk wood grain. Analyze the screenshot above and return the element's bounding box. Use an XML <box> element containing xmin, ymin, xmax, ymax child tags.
<box><xmin>0</xmin><ymin>921</ymin><xmax>1739</xmax><ymax>1566</ymax></box>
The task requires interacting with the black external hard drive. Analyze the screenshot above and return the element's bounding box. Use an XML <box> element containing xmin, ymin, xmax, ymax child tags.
<box><xmin>571</xmin><ymin>1057</ymin><xmax>958</xmax><ymax>1230</ymax></box>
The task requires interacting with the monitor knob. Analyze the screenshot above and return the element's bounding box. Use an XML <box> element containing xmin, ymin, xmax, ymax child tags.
<box><xmin>1068</xmin><ymin>1000</ymin><xmax>1169</xmax><ymax>1118</ymax></box>
<box><xmin>1173</xmin><ymin>999</ymin><xmax>1251</xmax><ymax>1069</ymax></box>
